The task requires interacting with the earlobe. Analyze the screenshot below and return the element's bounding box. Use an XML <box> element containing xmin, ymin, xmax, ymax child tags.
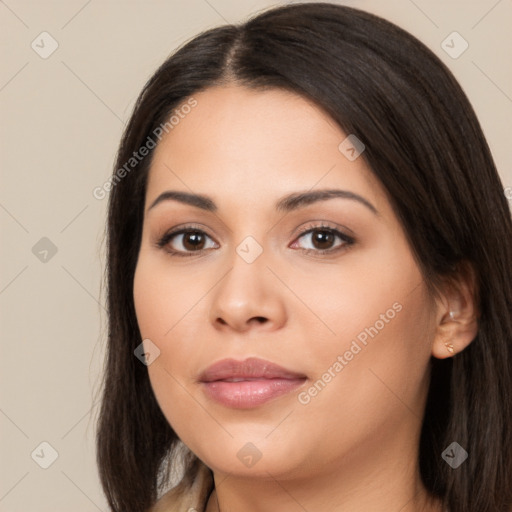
<box><xmin>432</xmin><ymin>310</ymin><xmax>459</xmax><ymax>359</ymax></box>
<box><xmin>431</xmin><ymin>261</ymin><xmax>479</xmax><ymax>359</ymax></box>
<box><xmin>432</xmin><ymin>308</ymin><xmax>478</xmax><ymax>359</ymax></box>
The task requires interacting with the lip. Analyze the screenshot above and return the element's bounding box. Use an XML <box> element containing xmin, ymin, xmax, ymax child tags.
<box><xmin>199</xmin><ymin>357</ymin><xmax>307</xmax><ymax>409</ymax></box>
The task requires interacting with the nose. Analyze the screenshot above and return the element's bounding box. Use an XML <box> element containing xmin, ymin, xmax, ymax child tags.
<box><xmin>208</xmin><ymin>245</ymin><xmax>287</xmax><ymax>333</ymax></box>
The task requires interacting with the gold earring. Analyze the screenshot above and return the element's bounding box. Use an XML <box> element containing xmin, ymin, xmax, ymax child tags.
<box><xmin>444</xmin><ymin>342</ymin><xmax>455</xmax><ymax>354</ymax></box>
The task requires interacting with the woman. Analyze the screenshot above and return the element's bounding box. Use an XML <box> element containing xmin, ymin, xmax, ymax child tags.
<box><xmin>96</xmin><ymin>3</ymin><xmax>512</xmax><ymax>511</ymax></box>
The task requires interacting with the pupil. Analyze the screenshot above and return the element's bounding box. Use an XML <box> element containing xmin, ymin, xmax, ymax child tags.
<box><xmin>313</xmin><ymin>230</ymin><xmax>333</xmax><ymax>249</ymax></box>
<box><xmin>184</xmin><ymin>231</ymin><xmax>204</xmax><ymax>250</ymax></box>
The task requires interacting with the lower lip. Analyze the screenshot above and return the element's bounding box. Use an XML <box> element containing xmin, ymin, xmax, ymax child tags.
<box><xmin>201</xmin><ymin>378</ymin><xmax>306</xmax><ymax>408</ymax></box>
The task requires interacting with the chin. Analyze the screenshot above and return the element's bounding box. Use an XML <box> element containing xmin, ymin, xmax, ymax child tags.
<box><xmin>192</xmin><ymin>435</ymin><xmax>313</xmax><ymax>480</ymax></box>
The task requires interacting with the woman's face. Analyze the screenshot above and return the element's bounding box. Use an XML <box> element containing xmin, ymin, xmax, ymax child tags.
<box><xmin>133</xmin><ymin>85</ymin><xmax>436</xmax><ymax>481</ymax></box>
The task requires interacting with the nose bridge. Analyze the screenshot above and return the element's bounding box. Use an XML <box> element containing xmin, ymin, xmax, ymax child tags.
<box><xmin>219</xmin><ymin>233</ymin><xmax>269</xmax><ymax>305</ymax></box>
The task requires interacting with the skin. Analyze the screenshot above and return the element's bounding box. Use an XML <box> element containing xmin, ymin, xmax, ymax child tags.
<box><xmin>133</xmin><ymin>85</ymin><xmax>478</xmax><ymax>512</ymax></box>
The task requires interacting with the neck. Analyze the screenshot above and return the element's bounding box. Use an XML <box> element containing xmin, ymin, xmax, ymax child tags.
<box><xmin>206</xmin><ymin>435</ymin><xmax>443</xmax><ymax>512</ymax></box>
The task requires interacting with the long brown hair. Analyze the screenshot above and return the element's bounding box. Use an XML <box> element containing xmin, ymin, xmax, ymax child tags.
<box><xmin>96</xmin><ymin>3</ymin><xmax>512</xmax><ymax>511</ymax></box>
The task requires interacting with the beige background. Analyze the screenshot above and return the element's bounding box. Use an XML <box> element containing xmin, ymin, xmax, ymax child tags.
<box><xmin>1</xmin><ymin>0</ymin><xmax>511</xmax><ymax>510</ymax></box>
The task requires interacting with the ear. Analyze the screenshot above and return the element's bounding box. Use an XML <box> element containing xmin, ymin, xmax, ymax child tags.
<box><xmin>431</xmin><ymin>260</ymin><xmax>479</xmax><ymax>359</ymax></box>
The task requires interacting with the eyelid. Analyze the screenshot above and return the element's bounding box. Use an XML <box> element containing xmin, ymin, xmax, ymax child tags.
<box><xmin>291</xmin><ymin>220</ymin><xmax>354</xmax><ymax>239</ymax></box>
<box><xmin>292</xmin><ymin>218</ymin><xmax>356</xmax><ymax>238</ymax></box>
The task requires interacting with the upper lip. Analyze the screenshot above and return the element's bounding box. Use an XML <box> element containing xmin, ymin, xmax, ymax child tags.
<box><xmin>199</xmin><ymin>357</ymin><xmax>307</xmax><ymax>382</ymax></box>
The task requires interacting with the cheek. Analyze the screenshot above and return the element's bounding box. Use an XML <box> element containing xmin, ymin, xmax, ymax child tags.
<box><xmin>133</xmin><ymin>251</ymin><xmax>203</xmax><ymax>343</ymax></box>
<box><xmin>305</xmin><ymin>293</ymin><xmax>430</xmax><ymax>420</ymax></box>
<box><xmin>133</xmin><ymin>251</ymin><xmax>212</xmax><ymax>418</ymax></box>
<box><xmin>287</xmin><ymin>246</ymin><xmax>426</xmax><ymax>365</ymax></box>
<box><xmin>287</xmin><ymin>291</ymin><xmax>432</xmax><ymax>471</ymax></box>
<box><xmin>291</xmin><ymin>241</ymin><xmax>433</xmax><ymax>422</ymax></box>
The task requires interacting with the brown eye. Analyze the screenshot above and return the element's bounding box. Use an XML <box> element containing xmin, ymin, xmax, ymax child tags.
<box><xmin>181</xmin><ymin>231</ymin><xmax>207</xmax><ymax>251</ymax></box>
<box><xmin>309</xmin><ymin>229</ymin><xmax>335</xmax><ymax>250</ymax></box>
<box><xmin>292</xmin><ymin>225</ymin><xmax>355</xmax><ymax>254</ymax></box>
<box><xmin>157</xmin><ymin>228</ymin><xmax>217</xmax><ymax>255</ymax></box>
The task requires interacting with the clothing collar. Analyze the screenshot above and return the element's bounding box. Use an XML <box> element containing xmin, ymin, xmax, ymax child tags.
<box><xmin>149</xmin><ymin>460</ymin><xmax>214</xmax><ymax>512</ymax></box>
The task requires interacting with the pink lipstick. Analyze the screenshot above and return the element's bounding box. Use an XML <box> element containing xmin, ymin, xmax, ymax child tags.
<box><xmin>199</xmin><ymin>357</ymin><xmax>307</xmax><ymax>408</ymax></box>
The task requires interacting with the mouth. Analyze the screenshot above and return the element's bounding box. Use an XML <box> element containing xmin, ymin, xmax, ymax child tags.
<box><xmin>198</xmin><ymin>357</ymin><xmax>307</xmax><ymax>409</ymax></box>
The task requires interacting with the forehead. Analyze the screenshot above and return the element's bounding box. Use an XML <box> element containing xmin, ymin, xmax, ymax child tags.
<box><xmin>145</xmin><ymin>85</ymin><xmax>386</xmax><ymax>213</ymax></box>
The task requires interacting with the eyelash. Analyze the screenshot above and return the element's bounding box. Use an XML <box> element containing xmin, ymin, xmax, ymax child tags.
<box><xmin>155</xmin><ymin>222</ymin><xmax>355</xmax><ymax>258</ymax></box>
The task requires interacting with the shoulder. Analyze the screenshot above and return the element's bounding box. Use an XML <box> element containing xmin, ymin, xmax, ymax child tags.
<box><xmin>148</xmin><ymin>460</ymin><xmax>214</xmax><ymax>512</ymax></box>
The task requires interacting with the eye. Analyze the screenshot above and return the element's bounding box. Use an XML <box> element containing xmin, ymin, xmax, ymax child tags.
<box><xmin>156</xmin><ymin>225</ymin><xmax>218</xmax><ymax>257</ymax></box>
<box><xmin>290</xmin><ymin>223</ymin><xmax>355</xmax><ymax>255</ymax></box>
<box><xmin>156</xmin><ymin>222</ymin><xmax>355</xmax><ymax>258</ymax></box>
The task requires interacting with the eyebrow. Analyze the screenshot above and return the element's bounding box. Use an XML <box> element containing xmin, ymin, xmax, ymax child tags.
<box><xmin>147</xmin><ymin>188</ymin><xmax>378</xmax><ymax>215</ymax></box>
